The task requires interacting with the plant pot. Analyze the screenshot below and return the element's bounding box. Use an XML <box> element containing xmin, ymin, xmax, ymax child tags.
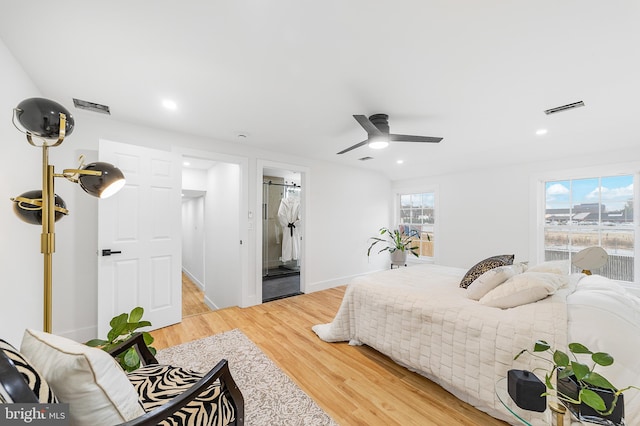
<box><xmin>557</xmin><ymin>375</ymin><xmax>624</xmax><ymax>426</ymax></box>
<box><xmin>390</xmin><ymin>250</ymin><xmax>407</xmax><ymax>266</ymax></box>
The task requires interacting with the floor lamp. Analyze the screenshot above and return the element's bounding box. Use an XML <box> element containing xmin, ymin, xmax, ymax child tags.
<box><xmin>10</xmin><ymin>97</ymin><xmax>126</xmax><ymax>333</ymax></box>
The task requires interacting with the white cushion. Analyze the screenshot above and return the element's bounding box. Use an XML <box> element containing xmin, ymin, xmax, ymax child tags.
<box><xmin>479</xmin><ymin>272</ymin><xmax>568</xmax><ymax>308</ymax></box>
<box><xmin>527</xmin><ymin>260</ymin><xmax>570</xmax><ymax>275</ymax></box>
<box><xmin>20</xmin><ymin>329</ymin><xmax>145</xmax><ymax>425</ymax></box>
<box><xmin>466</xmin><ymin>263</ymin><xmax>527</xmax><ymax>300</ymax></box>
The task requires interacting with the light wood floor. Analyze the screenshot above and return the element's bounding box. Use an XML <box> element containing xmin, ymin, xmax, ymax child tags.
<box><xmin>152</xmin><ymin>287</ymin><xmax>507</xmax><ymax>426</ymax></box>
<box><xmin>181</xmin><ymin>273</ymin><xmax>212</xmax><ymax>318</ymax></box>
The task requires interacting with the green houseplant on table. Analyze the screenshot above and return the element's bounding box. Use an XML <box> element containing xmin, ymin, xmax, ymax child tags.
<box><xmin>367</xmin><ymin>226</ymin><xmax>425</xmax><ymax>266</ymax></box>
<box><xmin>86</xmin><ymin>306</ymin><xmax>156</xmax><ymax>372</ymax></box>
<box><xmin>515</xmin><ymin>340</ymin><xmax>639</xmax><ymax>425</ymax></box>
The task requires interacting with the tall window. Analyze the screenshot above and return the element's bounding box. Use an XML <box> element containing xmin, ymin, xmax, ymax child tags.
<box><xmin>399</xmin><ymin>192</ymin><xmax>435</xmax><ymax>258</ymax></box>
<box><xmin>544</xmin><ymin>174</ymin><xmax>635</xmax><ymax>282</ymax></box>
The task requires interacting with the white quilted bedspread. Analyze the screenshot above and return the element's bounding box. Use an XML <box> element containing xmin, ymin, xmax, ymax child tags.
<box><xmin>313</xmin><ymin>264</ymin><xmax>579</xmax><ymax>425</ymax></box>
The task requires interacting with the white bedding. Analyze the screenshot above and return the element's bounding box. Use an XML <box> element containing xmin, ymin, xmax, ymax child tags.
<box><xmin>312</xmin><ymin>264</ymin><xmax>583</xmax><ymax>425</ymax></box>
<box><xmin>567</xmin><ymin>275</ymin><xmax>640</xmax><ymax>424</ymax></box>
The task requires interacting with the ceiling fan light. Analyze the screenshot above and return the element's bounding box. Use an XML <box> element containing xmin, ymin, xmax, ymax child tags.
<box><xmin>368</xmin><ymin>140</ymin><xmax>389</xmax><ymax>150</ymax></box>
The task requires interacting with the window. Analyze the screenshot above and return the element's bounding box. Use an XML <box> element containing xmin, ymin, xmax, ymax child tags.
<box><xmin>399</xmin><ymin>192</ymin><xmax>435</xmax><ymax>257</ymax></box>
<box><xmin>543</xmin><ymin>174</ymin><xmax>635</xmax><ymax>282</ymax></box>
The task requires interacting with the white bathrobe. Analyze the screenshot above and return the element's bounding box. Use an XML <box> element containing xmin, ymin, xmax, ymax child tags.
<box><xmin>277</xmin><ymin>197</ymin><xmax>301</xmax><ymax>262</ymax></box>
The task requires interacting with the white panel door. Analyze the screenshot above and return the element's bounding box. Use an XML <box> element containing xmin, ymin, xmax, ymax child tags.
<box><xmin>97</xmin><ymin>140</ymin><xmax>181</xmax><ymax>337</ymax></box>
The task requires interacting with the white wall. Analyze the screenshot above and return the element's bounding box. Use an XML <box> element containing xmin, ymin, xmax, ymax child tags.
<box><xmin>204</xmin><ymin>163</ymin><xmax>240</xmax><ymax>309</ymax></box>
<box><xmin>0</xmin><ymin>39</ymin><xmax>46</xmax><ymax>346</ymax></box>
<box><xmin>181</xmin><ymin>197</ymin><xmax>205</xmax><ymax>288</ymax></box>
<box><xmin>182</xmin><ymin>168</ymin><xmax>207</xmax><ymax>191</ymax></box>
<box><xmin>305</xmin><ymin>162</ymin><xmax>392</xmax><ymax>289</ymax></box>
<box><xmin>392</xmin><ymin>148</ymin><xmax>640</xmax><ymax>271</ymax></box>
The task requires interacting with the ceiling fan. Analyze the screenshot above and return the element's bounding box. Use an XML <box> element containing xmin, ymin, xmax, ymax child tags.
<box><xmin>337</xmin><ymin>113</ymin><xmax>443</xmax><ymax>155</ymax></box>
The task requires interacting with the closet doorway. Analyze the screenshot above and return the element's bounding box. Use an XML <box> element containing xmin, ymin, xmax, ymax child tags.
<box><xmin>262</xmin><ymin>168</ymin><xmax>303</xmax><ymax>302</ymax></box>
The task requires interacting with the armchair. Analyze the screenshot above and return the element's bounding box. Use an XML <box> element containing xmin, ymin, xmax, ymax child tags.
<box><xmin>0</xmin><ymin>330</ymin><xmax>244</xmax><ymax>426</ymax></box>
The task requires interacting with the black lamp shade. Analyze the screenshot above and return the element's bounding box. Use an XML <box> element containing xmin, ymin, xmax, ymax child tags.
<box><xmin>13</xmin><ymin>190</ymin><xmax>67</xmax><ymax>225</ymax></box>
<box><xmin>78</xmin><ymin>162</ymin><xmax>126</xmax><ymax>198</ymax></box>
<box><xmin>15</xmin><ymin>98</ymin><xmax>75</xmax><ymax>138</ymax></box>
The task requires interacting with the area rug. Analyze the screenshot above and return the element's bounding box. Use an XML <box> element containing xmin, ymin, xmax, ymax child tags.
<box><xmin>156</xmin><ymin>329</ymin><xmax>338</xmax><ymax>426</ymax></box>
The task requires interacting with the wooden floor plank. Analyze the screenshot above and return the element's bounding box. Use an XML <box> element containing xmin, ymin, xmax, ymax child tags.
<box><xmin>151</xmin><ymin>287</ymin><xmax>507</xmax><ymax>426</ymax></box>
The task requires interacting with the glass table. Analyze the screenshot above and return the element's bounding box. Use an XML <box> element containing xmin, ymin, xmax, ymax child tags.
<box><xmin>495</xmin><ymin>377</ymin><xmax>571</xmax><ymax>426</ymax></box>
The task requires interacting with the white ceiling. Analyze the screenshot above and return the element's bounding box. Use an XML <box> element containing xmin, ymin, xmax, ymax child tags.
<box><xmin>1</xmin><ymin>1</ymin><xmax>639</xmax><ymax>180</ymax></box>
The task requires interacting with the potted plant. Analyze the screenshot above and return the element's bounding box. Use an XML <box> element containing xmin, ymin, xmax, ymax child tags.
<box><xmin>515</xmin><ymin>340</ymin><xmax>639</xmax><ymax>425</ymax></box>
<box><xmin>86</xmin><ymin>306</ymin><xmax>156</xmax><ymax>372</ymax></box>
<box><xmin>367</xmin><ymin>226</ymin><xmax>424</xmax><ymax>266</ymax></box>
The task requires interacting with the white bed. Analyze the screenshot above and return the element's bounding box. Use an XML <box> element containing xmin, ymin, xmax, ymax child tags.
<box><xmin>312</xmin><ymin>263</ymin><xmax>640</xmax><ymax>425</ymax></box>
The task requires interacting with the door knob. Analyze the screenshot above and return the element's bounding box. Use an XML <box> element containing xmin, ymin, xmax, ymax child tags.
<box><xmin>102</xmin><ymin>249</ymin><xmax>122</xmax><ymax>256</ymax></box>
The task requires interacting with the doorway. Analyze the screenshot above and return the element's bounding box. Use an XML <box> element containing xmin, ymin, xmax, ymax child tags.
<box><xmin>181</xmin><ymin>153</ymin><xmax>245</xmax><ymax>313</ymax></box>
<box><xmin>180</xmin><ymin>187</ymin><xmax>210</xmax><ymax>318</ymax></box>
<box><xmin>262</xmin><ymin>168</ymin><xmax>303</xmax><ymax>302</ymax></box>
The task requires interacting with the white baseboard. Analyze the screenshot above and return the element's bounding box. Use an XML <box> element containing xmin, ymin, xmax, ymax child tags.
<box><xmin>204</xmin><ymin>295</ymin><xmax>219</xmax><ymax>311</ymax></box>
<box><xmin>182</xmin><ymin>268</ymin><xmax>204</xmax><ymax>290</ymax></box>
<box><xmin>57</xmin><ymin>325</ymin><xmax>98</xmax><ymax>343</ymax></box>
<box><xmin>304</xmin><ymin>270</ymin><xmax>385</xmax><ymax>293</ymax></box>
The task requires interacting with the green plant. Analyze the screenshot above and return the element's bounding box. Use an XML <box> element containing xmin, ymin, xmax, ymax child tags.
<box><xmin>86</xmin><ymin>306</ymin><xmax>156</xmax><ymax>372</ymax></box>
<box><xmin>515</xmin><ymin>340</ymin><xmax>639</xmax><ymax>416</ymax></box>
<box><xmin>367</xmin><ymin>227</ymin><xmax>425</xmax><ymax>257</ymax></box>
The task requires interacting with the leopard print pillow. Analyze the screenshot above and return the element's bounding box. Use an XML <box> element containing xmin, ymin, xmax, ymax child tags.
<box><xmin>460</xmin><ymin>254</ymin><xmax>515</xmax><ymax>289</ymax></box>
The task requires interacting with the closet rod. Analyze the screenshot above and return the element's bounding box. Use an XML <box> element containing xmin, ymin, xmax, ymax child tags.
<box><xmin>262</xmin><ymin>180</ymin><xmax>301</xmax><ymax>188</ymax></box>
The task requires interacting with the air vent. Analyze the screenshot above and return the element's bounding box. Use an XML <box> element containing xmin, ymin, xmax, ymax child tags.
<box><xmin>544</xmin><ymin>101</ymin><xmax>585</xmax><ymax>115</ymax></box>
<box><xmin>358</xmin><ymin>156</ymin><xmax>374</xmax><ymax>161</ymax></box>
<box><xmin>73</xmin><ymin>98</ymin><xmax>111</xmax><ymax>115</ymax></box>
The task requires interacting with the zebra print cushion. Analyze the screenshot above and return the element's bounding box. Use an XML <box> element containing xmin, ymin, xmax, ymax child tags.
<box><xmin>127</xmin><ymin>364</ymin><xmax>236</xmax><ymax>426</ymax></box>
<box><xmin>0</xmin><ymin>339</ymin><xmax>58</xmax><ymax>403</ymax></box>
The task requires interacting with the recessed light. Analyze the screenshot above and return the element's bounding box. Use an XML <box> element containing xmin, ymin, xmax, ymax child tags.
<box><xmin>396</xmin><ymin>160</ymin><xmax>404</xmax><ymax>164</ymax></box>
<box><xmin>183</xmin><ymin>161</ymin><xmax>190</xmax><ymax>166</ymax></box>
<box><xmin>536</xmin><ymin>129</ymin><xmax>548</xmax><ymax>136</ymax></box>
<box><xmin>162</xmin><ymin>99</ymin><xmax>177</xmax><ymax>110</ymax></box>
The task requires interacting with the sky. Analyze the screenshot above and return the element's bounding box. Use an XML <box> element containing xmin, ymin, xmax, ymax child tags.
<box><xmin>546</xmin><ymin>175</ymin><xmax>633</xmax><ymax>212</ymax></box>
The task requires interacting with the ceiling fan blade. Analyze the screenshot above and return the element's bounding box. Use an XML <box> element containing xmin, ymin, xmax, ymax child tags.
<box><xmin>337</xmin><ymin>140</ymin><xmax>368</xmax><ymax>155</ymax></box>
<box><xmin>353</xmin><ymin>115</ymin><xmax>383</xmax><ymax>136</ymax></box>
<box><xmin>389</xmin><ymin>134</ymin><xmax>443</xmax><ymax>143</ymax></box>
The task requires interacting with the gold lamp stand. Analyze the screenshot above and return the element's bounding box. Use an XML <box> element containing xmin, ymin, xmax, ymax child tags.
<box><xmin>11</xmin><ymin>98</ymin><xmax>124</xmax><ymax>333</ymax></box>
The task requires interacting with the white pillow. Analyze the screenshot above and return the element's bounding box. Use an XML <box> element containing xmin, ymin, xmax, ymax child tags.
<box><xmin>20</xmin><ymin>329</ymin><xmax>145</xmax><ymax>425</ymax></box>
<box><xmin>479</xmin><ymin>272</ymin><xmax>569</xmax><ymax>308</ymax></box>
<box><xmin>466</xmin><ymin>263</ymin><xmax>527</xmax><ymax>300</ymax></box>
<box><xmin>527</xmin><ymin>260</ymin><xmax>570</xmax><ymax>275</ymax></box>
